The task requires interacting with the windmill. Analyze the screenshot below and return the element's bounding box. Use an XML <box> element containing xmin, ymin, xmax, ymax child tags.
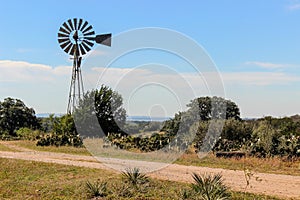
<box><xmin>58</xmin><ymin>18</ymin><xmax>112</xmax><ymax>114</ymax></box>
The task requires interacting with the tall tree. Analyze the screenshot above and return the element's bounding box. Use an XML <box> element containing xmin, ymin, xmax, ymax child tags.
<box><xmin>0</xmin><ymin>97</ymin><xmax>39</xmax><ymax>136</ymax></box>
<box><xmin>74</xmin><ymin>85</ymin><xmax>127</xmax><ymax>137</ymax></box>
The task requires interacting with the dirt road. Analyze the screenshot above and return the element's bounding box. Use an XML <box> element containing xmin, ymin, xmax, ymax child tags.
<box><xmin>0</xmin><ymin>142</ymin><xmax>299</xmax><ymax>199</ymax></box>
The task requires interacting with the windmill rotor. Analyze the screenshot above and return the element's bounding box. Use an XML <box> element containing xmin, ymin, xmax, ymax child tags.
<box><xmin>58</xmin><ymin>18</ymin><xmax>95</xmax><ymax>56</ymax></box>
<box><xmin>58</xmin><ymin>18</ymin><xmax>112</xmax><ymax>57</ymax></box>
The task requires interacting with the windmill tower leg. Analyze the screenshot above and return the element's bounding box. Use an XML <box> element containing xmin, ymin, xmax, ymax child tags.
<box><xmin>67</xmin><ymin>55</ymin><xmax>84</xmax><ymax>114</ymax></box>
<box><xmin>67</xmin><ymin>58</ymin><xmax>76</xmax><ymax>114</ymax></box>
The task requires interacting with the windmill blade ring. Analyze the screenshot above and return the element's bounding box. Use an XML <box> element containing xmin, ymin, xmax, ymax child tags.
<box><xmin>58</xmin><ymin>18</ymin><xmax>109</xmax><ymax>56</ymax></box>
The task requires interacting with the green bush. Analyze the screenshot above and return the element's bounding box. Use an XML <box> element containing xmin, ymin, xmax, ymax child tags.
<box><xmin>36</xmin><ymin>132</ymin><xmax>83</xmax><ymax>147</ymax></box>
<box><xmin>36</xmin><ymin>114</ymin><xmax>83</xmax><ymax>147</ymax></box>
<box><xmin>16</xmin><ymin>127</ymin><xmax>41</xmax><ymax>140</ymax></box>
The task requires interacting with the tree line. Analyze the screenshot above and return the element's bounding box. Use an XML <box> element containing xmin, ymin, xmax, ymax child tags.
<box><xmin>0</xmin><ymin>85</ymin><xmax>299</xmax><ymax>158</ymax></box>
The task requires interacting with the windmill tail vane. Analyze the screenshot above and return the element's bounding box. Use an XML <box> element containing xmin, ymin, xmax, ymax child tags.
<box><xmin>57</xmin><ymin>18</ymin><xmax>112</xmax><ymax>114</ymax></box>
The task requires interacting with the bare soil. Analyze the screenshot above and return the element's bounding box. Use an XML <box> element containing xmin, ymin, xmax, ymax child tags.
<box><xmin>0</xmin><ymin>141</ymin><xmax>299</xmax><ymax>199</ymax></box>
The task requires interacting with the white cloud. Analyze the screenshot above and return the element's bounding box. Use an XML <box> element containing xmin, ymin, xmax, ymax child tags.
<box><xmin>245</xmin><ymin>61</ymin><xmax>290</xmax><ymax>69</ymax></box>
<box><xmin>1</xmin><ymin>60</ymin><xmax>299</xmax><ymax>117</ymax></box>
<box><xmin>89</xmin><ymin>66</ymin><xmax>300</xmax><ymax>88</ymax></box>
<box><xmin>1</xmin><ymin>60</ymin><xmax>298</xmax><ymax>87</ymax></box>
<box><xmin>53</xmin><ymin>65</ymin><xmax>73</xmax><ymax>76</ymax></box>
<box><xmin>0</xmin><ymin>60</ymin><xmax>71</xmax><ymax>82</ymax></box>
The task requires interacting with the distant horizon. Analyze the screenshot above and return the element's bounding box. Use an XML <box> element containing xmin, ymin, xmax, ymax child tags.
<box><xmin>35</xmin><ymin>112</ymin><xmax>300</xmax><ymax>121</ymax></box>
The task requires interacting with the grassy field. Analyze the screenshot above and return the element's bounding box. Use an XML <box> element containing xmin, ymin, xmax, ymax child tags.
<box><xmin>0</xmin><ymin>143</ymin><xmax>18</xmax><ymax>152</ymax></box>
<box><xmin>5</xmin><ymin>140</ymin><xmax>300</xmax><ymax>176</ymax></box>
<box><xmin>0</xmin><ymin>157</ymin><xmax>283</xmax><ymax>200</ymax></box>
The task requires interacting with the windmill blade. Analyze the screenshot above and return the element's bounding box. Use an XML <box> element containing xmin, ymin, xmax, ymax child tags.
<box><xmin>60</xmin><ymin>40</ymin><xmax>71</xmax><ymax>49</ymax></box>
<box><xmin>58</xmin><ymin>32</ymin><xmax>69</xmax><ymax>38</ymax></box>
<box><xmin>95</xmin><ymin>34</ymin><xmax>112</xmax><ymax>46</ymax></box>
<box><xmin>78</xmin><ymin>19</ymin><xmax>83</xmax><ymax>30</ymax></box>
<box><xmin>73</xmin><ymin>18</ymin><xmax>78</xmax><ymax>30</ymax></box>
<box><xmin>83</xmin><ymin>31</ymin><xmax>95</xmax><ymax>36</ymax></box>
<box><xmin>82</xmin><ymin>39</ymin><xmax>94</xmax><ymax>48</ymax></box>
<box><xmin>79</xmin><ymin>44</ymin><xmax>86</xmax><ymax>55</ymax></box>
<box><xmin>63</xmin><ymin>43</ymin><xmax>73</xmax><ymax>54</ymax></box>
<box><xmin>69</xmin><ymin>44</ymin><xmax>76</xmax><ymax>55</ymax></box>
<box><xmin>82</xmin><ymin>25</ymin><xmax>93</xmax><ymax>34</ymax></box>
<box><xmin>67</xmin><ymin>19</ymin><xmax>75</xmax><ymax>31</ymax></box>
<box><xmin>81</xmin><ymin>41</ymin><xmax>92</xmax><ymax>52</ymax></box>
<box><xmin>62</xmin><ymin>22</ymin><xmax>72</xmax><ymax>33</ymax></box>
<box><xmin>59</xmin><ymin>27</ymin><xmax>70</xmax><ymax>35</ymax></box>
<box><xmin>80</xmin><ymin>21</ymin><xmax>88</xmax><ymax>31</ymax></box>
<box><xmin>58</xmin><ymin>38</ymin><xmax>70</xmax><ymax>44</ymax></box>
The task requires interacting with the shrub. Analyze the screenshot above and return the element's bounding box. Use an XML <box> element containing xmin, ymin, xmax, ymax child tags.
<box><xmin>36</xmin><ymin>132</ymin><xmax>83</xmax><ymax>147</ymax></box>
<box><xmin>86</xmin><ymin>180</ymin><xmax>108</xmax><ymax>198</ymax></box>
<box><xmin>121</xmin><ymin>167</ymin><xmax>149</xmax><ymax>187</ymax></box>
<box><xmin>36</xmin><ymin>114</ymin><xmax>83</xmax><ymax>147</ymax></box>
<box><xmin>192</xmin><ymin>173</ymin><xmax>230</xmax><ymax>200</ymax></box>
<box><xmin>16</xmin><ymin>127</ymin><xmax>41</xmax><ymax>140</ymax></box>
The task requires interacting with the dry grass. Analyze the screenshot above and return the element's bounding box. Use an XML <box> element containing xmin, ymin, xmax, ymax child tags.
<box><xmin>8</xmin><ymin>140</ymin><xmax>91</xmax><ymax>155</ymax></box>
<box><xmin>84</xmin><ymin>138</ymin><xmax>181</xmax><ymax>163</ymax></box>
<box><xmin>0</xmin><ymin>143</ymin><xmax>17</xmax><ymax>152</ymax></box>
<box><xmin>176</xmin><ymin>152</ymin><xmax>300</xmax><ymax>176</ymax></box>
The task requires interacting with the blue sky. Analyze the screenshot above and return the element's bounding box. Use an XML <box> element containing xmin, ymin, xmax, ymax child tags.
<box><xmin>0</xmin><ymin>0</ymin><xmax>300</xmax><ymax>118</ymax></box>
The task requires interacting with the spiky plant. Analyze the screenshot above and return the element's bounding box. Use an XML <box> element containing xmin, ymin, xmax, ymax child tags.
<box><xmin>192</xmin><ymin>173</ymin><xmax>230</xmax><ymax>200</ymax></box>
<box><xmin>86</xmin><ymin>180</ymin><xmax>107</xmax><ymax>198</ymax></box>
<box><xmin>121</xmin><ymin>167</ymin><xmax>149</xmax><ymax>187</ymax></box>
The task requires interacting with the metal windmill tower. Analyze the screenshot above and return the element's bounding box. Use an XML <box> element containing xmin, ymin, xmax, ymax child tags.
<box><xmin>58</xmin><ymin>18</ymin><xmax>111</xmax><ymax>114</ymax></box>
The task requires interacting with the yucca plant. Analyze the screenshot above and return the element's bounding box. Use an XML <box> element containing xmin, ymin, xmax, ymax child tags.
<box><xmin>192</xmin><ymin>173</ymin><xmax>230</xmax><ymax>200</ymax></box>
<box><xmin>86</xmin><ymin>180</ymin><xmax>108</xmax><ymax>198</ymax></box>
<box><xmin>121</xmin><ymin>167</ymin><xmax>149</xmax><ymax>187</ymax></box>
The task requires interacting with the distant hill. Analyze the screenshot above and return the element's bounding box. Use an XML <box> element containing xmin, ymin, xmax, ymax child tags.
<box><xmin>35</xmin><ymin>113</ymin><xmax>64</xmax><ymax>118</ymax></box>
<box><xmin>127</xmin><ymin>116</ymin><xmax>171</xmax><ymax>122</ymax></box>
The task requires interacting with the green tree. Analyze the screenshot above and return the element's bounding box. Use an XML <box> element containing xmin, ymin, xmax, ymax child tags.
<box><xmin>161</xmin><ymin>112</ymin><xmax>182</xmax><ymax>136</ymax></box>
<box><xmin>0</xmin><ymin>97</ymin><xmax>39</xmax><ymax>136</ymax></box>
<box><xmin>187</xmin><ymin>96</ymin><xmax>241</xmax><ymax>121</ymax></box>
<box><xmin>74</xmin><ymin>85</ymin><xmax>127</xmax><ymax>137</ymax></box>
